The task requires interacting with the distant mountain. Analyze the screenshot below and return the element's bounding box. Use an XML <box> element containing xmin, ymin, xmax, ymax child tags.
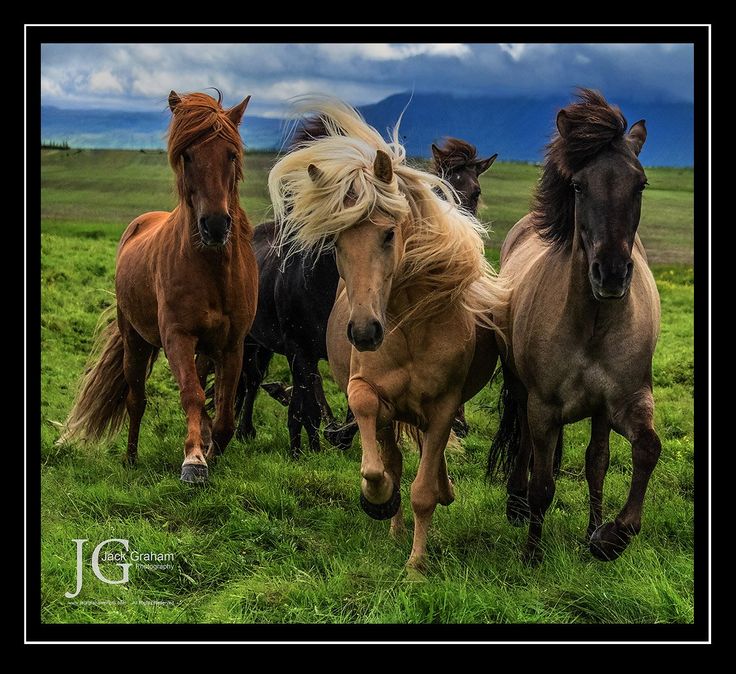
<box><xmin>41</xmin><ymin>106</ymin><xmax>286</xmax><ymax>152</ymax></box>
<box><xmin>360</xmin><ymin>93</ymin><xmax>694</xmax><ymax>167</ymax></box>
<box><xmin>41</xmin><ymin>92</ymin><xmax>694</xmax><ymax>167</ymax></box>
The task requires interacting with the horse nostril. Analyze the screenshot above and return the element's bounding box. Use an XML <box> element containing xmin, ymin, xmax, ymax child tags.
<box><xmin>371</xmin><ymin>320</ymin><xmax>384</xmax><ymax>344</ymax></box>
<box><xmin>225</xmin><ymin>214</ymin><xmax>232</xmax><ymax>228</ymax></box>
<box><xmin>347</xmin><ymin>321</ymin><xmax>354</xmax><ymax>343</ymax></box>
<box><xmin>199</xmin><ymin>217</ymin><xmax>210</xmax><ymax>238</ymax></box>
<box><xmin>625</xmin><ymin>261</ymin><xmax>634</xmax><ymax>281</ymax></box>
<box><xmin>591</xmin><ymin>261</ymin><xmax>602</xmax><ymax>283</ymax></box>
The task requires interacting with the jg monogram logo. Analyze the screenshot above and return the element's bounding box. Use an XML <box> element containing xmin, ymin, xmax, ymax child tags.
<box><xmin>66</xmin><ymin>539</ymin><xmax>130</xmax><ymax>599</ymax></box>
<box><xmin>65</xmin><ymin>538</ymin><xmax>175</xmax><ymax>599</ymax></box>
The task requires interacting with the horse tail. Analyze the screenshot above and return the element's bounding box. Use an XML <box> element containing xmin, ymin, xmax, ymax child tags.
<box><xmin>58</xmin><ymin>308</ymin><xmax>133</xmax><ymax>445</ymax></box>
<box><xmin>394</xmin><ymin>422</ymin><xmax>423</xmax><ymax>453</ymax></box>
<box><xmin>393</xmin><ymin>422</ymin><xmax>461</xmax><ymax>454</ymax></box>
<box><xmin>486</xmin><ymin>387</ymin><xmax>564</xmax><ymax>479</ymax></box>
<box><xmin>487</xmin><ymin>373</ymin><xmax>521</xmax><ymax>479</ymax></box>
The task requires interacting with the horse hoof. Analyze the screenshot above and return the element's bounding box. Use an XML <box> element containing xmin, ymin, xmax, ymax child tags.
<box><xmin>360</xmin><ymin>485</ymin><xmax>401</xmax><ymax>520</ymax></box>
<box><xmin>451</xmin><ymin>418</ymin><xmax>469</xmax><ymax>438</ymax></box>
<box><xmin>324</xmin><ymin>421</ymin><xmax>356</xmax><ymax>451</ymax></box>
<box><xmin>405</xmin><ymin>565</ymin><xmax>428</xmax><ymax>582</ymax></box>
<box><xmin>122</xmin><ymin>453</ymin><xmax>137</xmax><ymax>467</ymax></box>
<box><xmin>261</xmin><ymin>382</ymin><xmax>292</xmax><ymax>407</ymax></box>
<box><xmin>180</xmin><ymin>463</ymin><xmax>208</xmax><ymax>485</ymax></box>
<box><xmin>589</xmin><ymin>522</ymin><xmax>632</xmax><ymax>562</ymax></box>
<box><xmin>522</xmin><ymin>546</ymin><xmax>544</xmax><ymax>566</ymax></box>
<box><xmin>506</xmin><ymin>493</ymin><xmax>530</xmax><ymax>526</ymax></box>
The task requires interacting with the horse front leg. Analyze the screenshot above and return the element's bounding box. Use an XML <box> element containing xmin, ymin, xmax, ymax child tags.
<box><xmin>506</xmin><ymin>405</ymin><xmax>532</xmax><ymax>526</ymax></box>
<box><xmin>208</xmin><ymin>346</ymin><xmax>244</xmax><ymax>459</ymax></box>
<box><xmin>377</xmin><ymin>425</ymin><xmax>405</xmax><ymax>539</ymax></box>
<box><xmin>236</xmin><ymin>341</ymin><xmax>273</xmax><ymax>441</ymax></box>
<box><xmin>348</xmin><ymin>377</ymin><xmax>399</xmax><ymax>519</ymax></box>
<box><xmin>406</xmin><ymin>399</ymin><xmax>458</xmax><ymax>573</ymax></box>
<box><xmin>590</xmin><ymin>389</ymin><xmax>661</xmax><ymax>561</ymax></box>
<box><xmin>195</xmin><ymin>353</ymin><xmax>213</xmax><ymax>455</ymax></box>
<box><xmin>585</xmin><ymin>413</ymin><xmax>611</xmax><ymax>539</ymax></box>
<box><xmin>524</xmin><ymin>399</ymin><xmax>561</xmax><ymax>564</ymax></box>
<box><xmin>164</xmin><ymin>333</ymin><xmax>209</xmax><ymax>484</ymax></box>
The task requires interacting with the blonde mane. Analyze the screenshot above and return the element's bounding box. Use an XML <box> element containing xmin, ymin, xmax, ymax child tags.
<box><xmin>269</xmin><ymin>97</ymin><xmax>508</xmax><ymax>330</ymax></box>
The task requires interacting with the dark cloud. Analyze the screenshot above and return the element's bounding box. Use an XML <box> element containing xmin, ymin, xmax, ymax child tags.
<box><xmin>41</xmin><ymin>43</ymin><xmax>693</xmax><ymax>114</ymax></box>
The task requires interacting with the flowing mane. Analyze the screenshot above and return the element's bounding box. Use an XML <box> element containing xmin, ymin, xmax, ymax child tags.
<box><xmin>431</xmin><ymin>137</ymin><xmax>479</xmax><ymax>172</ymax></box>
<box><xmin>167</xmin><ymin>91</ymin><xmax>248</xmax><ymax>228</ymax></box>
<box><xmin>533</xmin><ymin>88</ymin><xmax>629</xmax><ymax>249</ymax></box>
<box><xmin>269</xmin><ymin>97</ymin><xmax>507</xmax><ymax>330</ymax></box>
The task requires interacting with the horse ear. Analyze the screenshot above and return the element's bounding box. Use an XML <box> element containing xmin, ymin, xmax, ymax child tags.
<box><xmin>628</xmin><ymin>119</ymin><xmax>647</xmax><ymax>156</ymax></box>
<box><xmin>374</xmin><ymin>149</ymin><xmax>393</xmax><ymax>183</ymax></box>
<box><xmin>168</xmin><ymin>90</ymin><xmax>182</xmax><ymax>113</ymax></box>
<box><xmin>307</xmin><ymin>163</ymin><xmax>325</xmax><ymax>184</ymax></box>
<box><xmin>227</xmin><ymin>95</ymin><xmax>251</xmax><ymax>127</ymax></box>
<box><xmin>474</xmin><ymin>153</ymin><xmax>498</xmax><ymax>176</ymax></box>
<box><xmin>431</xmin><ymin>143</ymin><xmax>443</xmax><ymax>164</ymax></box>
<box><xmin>556</xmin><ymin>109</ymin><xmax>573</xmax><ymax>138</ymax></box>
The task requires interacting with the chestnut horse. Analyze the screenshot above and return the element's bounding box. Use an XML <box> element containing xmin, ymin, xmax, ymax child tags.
<box><xmin>488</xmin><ymin>89</ymin><xmax>661</xmax><ymax>563</ymax></box>
<box><xmin>269</xmin><ymin>99</ymin><xmax>506</xmax><ymax>572</ymax></box>
<box><xmin>59</xmin><ymin>91</ymin><xmax>258</xmax><ymax>484</ymax></box>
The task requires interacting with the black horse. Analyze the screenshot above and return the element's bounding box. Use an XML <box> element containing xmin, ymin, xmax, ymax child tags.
<box><xmin>236</xmin><ymin>134</ymin><xmax>496</xmax><ymax>456</ymax></box>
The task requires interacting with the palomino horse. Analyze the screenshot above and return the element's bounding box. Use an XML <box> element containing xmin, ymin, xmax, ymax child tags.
<box><xmin>59</xmin><ymin>91</ymin><xmax>258</xmax><ymax>484</ymax></box>
<box><xmin>269</xmin><ymin>99</ymin><xmax>506</xmax><ymax>571</ymax></box>
<box><xmin>488</xmin><ymin>89</ymin><xmax>661</xmax><ymax>563</ymax></box>
<box><xmin>233</xmin><ymin>131</ymin><xmax>496</xmax><ymax>455</ymax></box>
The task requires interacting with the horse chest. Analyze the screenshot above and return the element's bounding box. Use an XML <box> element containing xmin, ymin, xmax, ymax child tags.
<box><xmin>554</xmin><ymin>352</ymin><xmax>614</xmax><ymax>420</ymax></box>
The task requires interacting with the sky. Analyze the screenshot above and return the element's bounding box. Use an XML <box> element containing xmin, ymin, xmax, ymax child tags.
<box><xmin>41</xmin><ymin>43</ymin><xmax>694</xmax><ymax>116</ymax></box>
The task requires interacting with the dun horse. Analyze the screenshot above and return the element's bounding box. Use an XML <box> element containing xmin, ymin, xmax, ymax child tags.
<box><xmin>234</xmin><ymin>133</ymin><xmax>496</xmax><ymax>454</ymax></box>
<box><xmin>489</xmin><ymin>89</ymin><xmax>661</xmax><ymax>563</ymax></box>
<box><xmin>59</xmin><ymin>91</ymin><xmax>258</xmax><ymax>484</ymax></box>
<box><xmin>270</xmin><ymin>99</ymin><xmax>506</xmax><ymax>571</ymax></box>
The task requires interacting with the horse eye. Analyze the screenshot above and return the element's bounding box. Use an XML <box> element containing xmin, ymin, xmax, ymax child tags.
<box><xmin>384</xmin><ymin>229</ymin><xmax>395</xmax><ymax>245</ymax></box>
<box><xmin>572</xmin><ymin>181</ymin><xmax>582</xmax><ymax>194</ymax></box>
<box><xmin>638</xmin><ymin>180</ymin><xmax>648</xmax><ymax>192</ymax></box>
<box><xmin>229</xmin><ymin>151</ymin><xmax>239</xmax><ymax>163</ymax></box>
<box><xmin>182</xmin><ymin>151</ymin><xmax>192</xmax><ymax>164</ymax></box>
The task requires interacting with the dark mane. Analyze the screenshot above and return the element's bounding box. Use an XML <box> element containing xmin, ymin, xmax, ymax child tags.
<box><xmin>533</xmin><ymin>88</ymin><xmax>629</xmax><ymax>249</ymax></box>
<box><xmin>288</xmin><ymin>116</ymin><xmax>331</xmax><ymax>151</ymax></box>
<box><xmin>431</xmin><ymin>137</ymin><xmax>479</xmax><ymax>172</ymax></box>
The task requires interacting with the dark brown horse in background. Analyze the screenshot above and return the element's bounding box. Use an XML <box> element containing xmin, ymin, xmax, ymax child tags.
<box><xmin>489</xmin><ymin>89</ymin><xmax>661</xmax><ymax>563</ymax></box>
<box><xmin>59</xmin><ymin>91</ymin><xmax>258</xmax><ymax>484</ymax></box>
<box><xmin>431</xmin><ymin>137</ymin><xmax>496</xmax><ymax>217</ymax></box>
<box><xmin>431</xmin><ymin>138</ymin><xmax>496</xmax><ymax>435</ymax></box>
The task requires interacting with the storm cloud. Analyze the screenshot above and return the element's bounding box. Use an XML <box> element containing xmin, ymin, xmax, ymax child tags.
<box><xmin>41</xmin><ymin>43</ymin><xmax>694</xmax><ymax>115</ymax></box>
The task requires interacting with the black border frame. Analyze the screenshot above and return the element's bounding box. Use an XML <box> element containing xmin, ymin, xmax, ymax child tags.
<box><xmin>26</xmin><ymin>24</ymin><xmax>710</xmax><ymax>644</ymax></box>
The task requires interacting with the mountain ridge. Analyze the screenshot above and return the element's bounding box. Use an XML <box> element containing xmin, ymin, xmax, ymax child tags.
<box><xmin>41</xmin><ymin>92</ymin><xmax>694</xmax><ymax>166</ymax></box>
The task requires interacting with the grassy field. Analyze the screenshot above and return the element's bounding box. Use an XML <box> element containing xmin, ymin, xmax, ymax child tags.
<box><xmin>40</xmin><ymin>149</ymin><xmax>694</xmax><ymax>624</ymax></box>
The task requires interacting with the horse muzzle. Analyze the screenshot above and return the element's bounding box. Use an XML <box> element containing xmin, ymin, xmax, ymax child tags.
<box><xmin>347</xmin><ymin>319</ymin><xmax>384</xmax><ymax>352</ymax></box>
<box><xmin>589</xmin><ymin>258</ymin><xmax>633</xmax><ymax>301</ymax></box>
<box><xmin>198</xmin><ymin>213</ymin><xmax>232</xmax><ymax>247</ymax></box>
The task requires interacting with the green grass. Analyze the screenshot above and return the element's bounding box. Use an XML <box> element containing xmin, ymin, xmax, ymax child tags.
<box><xmin>40</xmin><ymin>149</ymin><xmax>694</xmax><ymax>624</ymax></box>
